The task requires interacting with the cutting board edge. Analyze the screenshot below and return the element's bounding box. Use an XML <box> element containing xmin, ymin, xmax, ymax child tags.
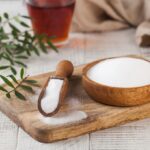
<box><xmin>15</xmin><ymin>108</ymin><xmax>150</xmax><ymax>143</ymax></box>
<box><xmin>1</xmin><ymin>61</ymin><xmax>150</xmax><ymax>143</ymax></box>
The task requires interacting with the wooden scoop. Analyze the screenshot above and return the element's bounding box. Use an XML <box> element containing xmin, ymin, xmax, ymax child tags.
<box><xmin>38</xmin><ymin>60</ymin><xmax>74</xmax><ymax>117</ymax></box>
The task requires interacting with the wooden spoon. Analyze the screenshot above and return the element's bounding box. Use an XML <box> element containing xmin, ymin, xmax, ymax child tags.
<box><xmin>38</xmin><ymin>60</ymin><xmax>74</xmax><ymax>117</ymax></box>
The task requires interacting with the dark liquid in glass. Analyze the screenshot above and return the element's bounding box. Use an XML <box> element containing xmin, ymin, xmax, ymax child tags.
<box><xmin>27</xmin><ymin>0</ymin><xmax>75</xmax><ymax>44</ymax></box>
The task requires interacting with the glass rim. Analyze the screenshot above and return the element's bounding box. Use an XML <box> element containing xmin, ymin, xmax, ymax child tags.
<box><xmin>25</xmin><ymin>0</ymin><xmax>75</xmax><ymax>8</ymax></box>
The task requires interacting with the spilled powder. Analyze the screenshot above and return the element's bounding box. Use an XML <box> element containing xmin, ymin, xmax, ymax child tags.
<box><xmin>39</xmin><ymin>110</ymin><xmax>87</xmax><ymax>125</ymax></box>
<box><xmin>65</xmin><ymin>97</ymin><xmax>82</xmax><ymax>109</ymax></box>
<box><xmin>87</xmin><ymin>57</ymin><xmax>150</xmax><ymax>88</ymax></box>
<box><xmin>41</xmin><ymin>79</ymin><xmax>63</xmax><ymax>114</ymax></box>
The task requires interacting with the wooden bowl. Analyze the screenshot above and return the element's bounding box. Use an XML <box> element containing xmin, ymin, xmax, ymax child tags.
<box><xmin>82</xmin><ymin>56</ymin><xmax>150</xmax><ymax>106</ymax></box>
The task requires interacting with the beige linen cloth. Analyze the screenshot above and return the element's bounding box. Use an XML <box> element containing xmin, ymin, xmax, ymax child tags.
<box><xmin>72</xmin><ymin>0</ymin><xmax>150</xmax><ymax>46</ymax></box>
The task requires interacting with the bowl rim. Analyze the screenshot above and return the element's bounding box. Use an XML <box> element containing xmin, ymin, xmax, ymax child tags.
<box><xmin>82</xmin><ymin>55</ymin><xmax>150</xmax><ymax>90</ymax></box>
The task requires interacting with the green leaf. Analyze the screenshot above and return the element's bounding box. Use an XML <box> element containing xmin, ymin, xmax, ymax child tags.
<box><xmin>0</xmin><ymin>16</ymin><xmax>2</xmax><ymax>22</ymax></box>
<box><xmin>0</xmin><ymin>32</ymin><xmax>8</xmax><ymax>40</ymax></box>
<box><xmin>9</xmin><ymin>23</ymin><xmax>20</xmax><ymax>32</ymax></box>
<box><xmin>0</xmin><ymin>75</ymin><xmax>14</xmax><ymax>88</ymax></box>
<box><xmin>15</xmin><ymin>56</ymin><xmax>28</xmax><ymax>59</ymax></box>
<box><xmin>24</xmin><ymin>79</ymin><xmax>37</xmax><ymax>84</ymax></box>
<box><xmin>21</xmin><ymin>85</ymin><xmax>34</xmax><ymax>93</ymax></box>
<box><xmin>20</xmin><ymin>21</ymin><xmax>29</xmax><ymax>28</ymax></box>
<box><xmin>0</xmin><ymin>66</ymin><xmax>9</xmax><ymax>70</ymax></box>
<box><xmin>31</xmin><ymin>35</ymin><xmax>36</xmax><ymax>43</ymax></box>
<box><xmin>32</xmin><ymin>46</ymin><xmax>40</xmax><ymax>56</ymax></box>
<box><xmin>6</xmin><ymin>48</ymin><xmax>12</xmax><ymax>55</ymax></box>
<box><xmin>0</xmin><ymin>27</ymin><xmax>4</xmax><ymax>32</ymax></box>
<box><xmin>11</xmin><ymin>30</ymin><xmax>18</xmax><ymax>37</ymax></box>
<box><xmin>3</xmin><ymin>54</ymin><xmax>14</xmax><ymax>65</ymax></box>
<box><xmin>15</xmin><ymin>61</ymin><xmax>27</xmax><ymax>67</ymax></box>
<box><xmin>39</xmin><ymin>42</ymin><xmax>47</xmax><ymax>53</ymax></box>
<box><xmin>6</xmin><ymin>93</ymin><xmax>11</xmax><ymax>98</ymax></box>
<box><xmin>21</xmin><ymin>15</ymin><xmax>31</xmax><ymax>19</ymax></box>
<box><xmin>4</xmin><ymin>13</ymin><xmax>9</xmax><ymax>19</ymax></box>
<box><xmin>15</xmin><ymin>48</ymin><xmax>25</xmax><ymax>55</ymax></box>
<box><xmin>24</xmin><ymin>31</ymin><xmax>30</xmax><ymax>39</ymax></box>
<box><xmin>0</xmin><ymin>86</ymin><xmax>8</xmax><ymax>92</ymax></box>
<box><xmin>0</xmin><ymin>53</ymin><xmax>3</xmax><ymax>60</ymax></box>
<box><xmin>4</xmin><ymin>43</ymin><xmax>16</xmax><ymax>50</ymax></box>
<box><xmin>25</xmin><ymin>48</ymin><xmax>31</xmax><ymax>56</ymax></box>
<box><xmin>20</xmin><ymin>68</ymin><xmax>24</xmax><ymax>79</ymax></box>
<box><xmin>15</xmin><ymin>91</ymin><xmax>26</xmax><ymax>100</ymax></box>
<box><xmin>10</xmin><ymin>67</ymin><xmax>17</xmax><ymax>75</ymax></box>
<box><xmin>47</xmin><ymin>41</ymin><xmax>58</xmax><ymax>52</ymax></box>
<box><xmin>9</xmin><ymin>75</ymin><xmax>18</xmax><ymax>84</ymax></box>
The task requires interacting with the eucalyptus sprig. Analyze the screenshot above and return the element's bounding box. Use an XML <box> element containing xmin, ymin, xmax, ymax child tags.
<box><xmin>0</xmin><ymin>68</ymin><xmax>38</xmax><ymax>100</ymax></box>
<box><xmin>0</xmin><ymin>12</ymin><xmax>58</xmax><ymax>100</ymax></box>
<box><xmin>0</xmin><ymin>12</ymin><xmax>58</xmax><ymax>75</ymax></box>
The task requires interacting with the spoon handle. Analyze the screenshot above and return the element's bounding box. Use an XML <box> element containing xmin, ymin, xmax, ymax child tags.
<box><xmin>55</xmin><ymin>60</ymin><xmax>74</xmax><ymax>78</ymax></box>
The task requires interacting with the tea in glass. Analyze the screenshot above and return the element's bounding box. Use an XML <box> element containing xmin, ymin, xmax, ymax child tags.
<box><xmin>26</xmin><ymin>0</ymin><xmax>75</xmax><ymax>45</ymax></box>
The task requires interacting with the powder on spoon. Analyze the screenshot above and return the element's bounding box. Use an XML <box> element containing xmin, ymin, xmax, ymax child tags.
<box><xmin>41</xmin><ymin>79</ymin><xmax>63</xmax><ymax>114</ymax></box>
<box><xmin>87</xmin><ymin>57</ymin><xmax>150</xmax><ymax>88</ymax></box>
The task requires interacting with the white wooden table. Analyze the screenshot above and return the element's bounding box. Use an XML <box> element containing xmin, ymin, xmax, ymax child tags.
<box><xmin>0</xmin><ymin>1</ymin><xmax>150</xmax><ymax>150</ymax></box>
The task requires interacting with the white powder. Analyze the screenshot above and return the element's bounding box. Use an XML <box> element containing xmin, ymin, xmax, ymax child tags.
<box><xmin>65</xmin><ymin>97</ymin><xmax>82</xmax><ymax>108</ymax></box>
<box><xmin>39</xmin><ymin>110</ymin><xmax>87</xmax><ymax>125</ymax></box>
<box><xmin>41</xmin><ymin>79</ymin><xmax>63</xmax><ymax>114</ymax></box>
<box><xmin>87</xmin><ymin>57</ymin><xmax>150</xmax><ymax>88</ymax></box>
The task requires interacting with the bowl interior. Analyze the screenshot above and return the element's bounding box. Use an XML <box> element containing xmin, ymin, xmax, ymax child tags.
<box><xmin>83</xmin><ymin>56</ymin><xmax>150</xmax><ymax>89</ymax></box>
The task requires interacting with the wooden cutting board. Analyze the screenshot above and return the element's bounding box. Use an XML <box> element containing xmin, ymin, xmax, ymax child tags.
<box><xmin>0</xmin><ymin>64</ymin><xmax>150</xmax><ymax>143</ymax></box>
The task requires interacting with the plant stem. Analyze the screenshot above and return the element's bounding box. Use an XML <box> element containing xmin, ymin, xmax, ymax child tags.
<box><xmin>7</xmin><ymin>75</ymin><xmax>29</xmax><ymax>95</ymax></box>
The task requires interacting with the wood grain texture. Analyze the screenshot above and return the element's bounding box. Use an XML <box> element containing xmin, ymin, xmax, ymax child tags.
<box><xmin>16</xmin><ymin>129</ymin><xmax>89</xmax><ymax>150</ymax></box>
<box><xmin>0</xmin><ymin>62</ymin><xmax>150</xmax><ymax>143</ymax></box>
<box><xmin>90</xmin><ymin>119</ymin><xmax>150</xmax><ymax>150</ymax></box>
<box><xmin>0</xmin><ymin>112</ymin><xmax>18</xmax><ymax>150</ymax></box>
<box><xmin>55</xmin><ymin>60</ymin><xmax>74</xmax><ymax>78</ymax></box>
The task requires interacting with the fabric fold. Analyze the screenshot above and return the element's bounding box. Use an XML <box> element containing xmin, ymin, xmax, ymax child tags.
<box><xmin>72</xmin><ymin>0</ymin><xmax>150</xmax><ymax>47</ymax></box>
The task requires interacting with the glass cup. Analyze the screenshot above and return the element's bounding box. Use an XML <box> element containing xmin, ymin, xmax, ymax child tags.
<box><xmin>25</xmin><ymin>0</ymin><xmax>75</xmax><ymax>46</ymax></box>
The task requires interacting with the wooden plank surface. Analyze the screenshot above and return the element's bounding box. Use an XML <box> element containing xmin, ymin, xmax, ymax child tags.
<box><xmin>90</xmin><ymin>119</ymin><xmax>150</xmax><ymax>150</ymax></box>
<box><xmin>0</xmin><ymin>1</ymin><xmax>150</xmax><ymax>150</ymax></box>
